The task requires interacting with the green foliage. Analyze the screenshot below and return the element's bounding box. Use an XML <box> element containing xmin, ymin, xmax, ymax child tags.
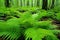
<box><xmin>0</xmin><ymin>7</ymin><xmax>60</xmax><ymax>40</ymax></box>
<box><xmin>55</xmin><ymin>13</ymin><xmax>60</xmax><ymax>21</ymax></box>
<box><xmin>32</xmin><ymin>10</ymin><xmax>55</xmax><ymax>21</ymax></box>
<box><xmin>0</xmin><ymin>0</ymin><xmax>60</xmax><ymax>40</ymax></box>
<box><xmin>0</xmin><ymin>18</ymin><xmax>21</xmax><ymax>40</ymax></box>
<box><xmin>37</xmin><ymin>21</ymin><xmax>57</xmax><ymax>29</ymax></box>
<box><xmin>52</xmin><ymin>6</ymin><xmax>60</xmax><ymax>13</ymax></box>
<box><xmin>24</xmin><ymin>28</ymin><xmax>59</xmax><ymax>40</ymax></box>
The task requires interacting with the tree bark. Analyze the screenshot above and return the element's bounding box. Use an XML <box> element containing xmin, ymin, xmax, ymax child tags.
<box><xmin>37</xmin><ymin>0</ymin><xmax>40</xmax><ymax>6</ymax></box>
<box><xmin>42</xmin><ymin>0</ymin><xmax>48</xmax><ymax>10</ymax></box>
<box><xmin>51</xmin><ymin>0</ymin><xmax>55</xmax><ymax>9</ymax></box>
<box><xmin>5</xmin><ymin>0</ymin><xmax>10</xmax><ymax>7</ymax></box>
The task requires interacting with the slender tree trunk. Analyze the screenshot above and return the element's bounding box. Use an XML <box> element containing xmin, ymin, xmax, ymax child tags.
<box><xmin>37</xmin><ymin>0</ymin><xmax>40</xmax><ymax>7</ymax></box>
<box><xmin>0</xmin><ymin>0</ymin><xmax>5</xmax><ymax>8</ymax></box>
<box><xmin>51</xmin><ymin>0</ymin><xmax>55</xmax><ymax>9</ymax></box>
<box><xmin>42</xmin><ymin>0</ymin><xmax>48</xmax><ymax>10</ymax></box>
<box><xmin>29</xmin><ymin>0</ymin><xmax>33</xmax><ymax>7</ymax></box>
<box><xmin>5</xmin><ymin>0</ymin><xmax>10</xmax><ymax>7</ymax></box>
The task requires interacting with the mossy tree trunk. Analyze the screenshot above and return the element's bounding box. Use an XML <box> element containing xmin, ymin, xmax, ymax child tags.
<box><xmin>39</xmin><ymin>0</ymin><xmax>42</xmax><ymax>9</ymax></box>
<box><xmin>25</xmin><ymin>0</ymin><xmax>28</xmax><ymax>7</ymax></box>
<box><xmin>32</xmin><ymin>0</ymin><xmax>34</xmax><ymax>7</ymax></box>
<box><xmin>22</xmin><ymin>0</ymin><xmax>25</xmax><ymax>7</ymax></box>
<box><xmin>0</xmin><ymin>0</ymin><xmax>5</xmax><ymax>8</ymax></box>
<box><xmin>29</xmin><ymin>0</ymin><xmax>33</xmax><ymax>7</ymax></box>
<box><xmin>11</xmin><ymin>0</ymin><xmax>18</xmax><ymax>7</ymax></box>
<box><xmin>37</xmin><ymin>0</ymin><xmax>40</xmax><ymax>7</ymax></box>
<box><xmin>48</xmin><ymin>0</ymin><xmax>52</xmax><ymax>9</ymax></box>
<box><xmin>51</xmin><ymin>0</ymin><xmax>55</xmax><ymax>9</ymax></box>
<box><xmin>55</xmin><ymin>0</ymin><xmax>60</xmax><ymax>7</ymax></box>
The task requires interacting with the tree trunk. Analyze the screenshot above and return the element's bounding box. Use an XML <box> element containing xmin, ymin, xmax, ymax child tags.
<box><xmin>51</xmin><ymin>0</ymin><xmax>55</xmax><ymax>9</ymax></box>
<box><xmin>37</xmin><ymin>0</ymin><xmax>40</xmax><ymax>7</ymax></box>
<box><xmin>0</xmin><ymin>0</ymin><xmax>5</xmax><ymax>8</ymax></box>
<box><xmin>42</xmin><ymin>0</ymin><xmax>48</xmax><ymax>10</ymax></box>
<box><xmin>5</xmin><ymin>0</ymin><xmax>10</xmax><ymax>7</ymax></box>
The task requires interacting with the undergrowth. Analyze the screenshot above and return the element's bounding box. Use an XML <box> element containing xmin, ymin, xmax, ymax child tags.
<box><xmin>0</xmin><ymin>7</ymin><xmax>60</xmax><ymax>40</ymax></box>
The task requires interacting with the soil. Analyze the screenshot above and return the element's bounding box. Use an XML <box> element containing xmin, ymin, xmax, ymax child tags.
<box><xmin>52</xmin><ymin>20</ymin><xmax>60</xmax><ymax>29</ymax></box>
<box><xmin>0</xmin><ymin>38</ymin><xmax>3</xmax><ymax>40</ymax></box>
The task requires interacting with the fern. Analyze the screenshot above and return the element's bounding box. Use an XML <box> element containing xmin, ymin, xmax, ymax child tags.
<box><xmin>36</xmin><ymin>21</ymin><xmax>57</xmax><ymax>29</ymax></box>
<box><xmin>0</xmin><ymin>18</ymin><xmax>21</xmax><ymax>40</ymax></box>
<box><xmin>24</xmin><ymin>28</ymin><xmax>59</xmax><ymax>40</ymax></box>
<box><xmin>32</xmin><ymin>10</ymin><xmax>54</xmax><ymax>21</ymax></box>
<box><xmin>55</xmin><ymin>13</ymin><xmax>60</xmax><ymax>21</ymax></box>
<box><xmin>0</xmin><ymin>7</ymin><xmax>60</xmax><ymax>40</ymax></box>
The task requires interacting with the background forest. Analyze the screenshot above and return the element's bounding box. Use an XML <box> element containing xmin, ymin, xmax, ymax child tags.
<box><xmin>0</xmin><ymin>0</ymin><xmax>60</xmax><ymax>40</ymax></box>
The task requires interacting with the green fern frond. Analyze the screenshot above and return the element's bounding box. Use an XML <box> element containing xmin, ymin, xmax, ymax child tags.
<box><xmin>24</xmin><ymin>28</ymin><xmax>59</xmax><ymax>40</ymax></box>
